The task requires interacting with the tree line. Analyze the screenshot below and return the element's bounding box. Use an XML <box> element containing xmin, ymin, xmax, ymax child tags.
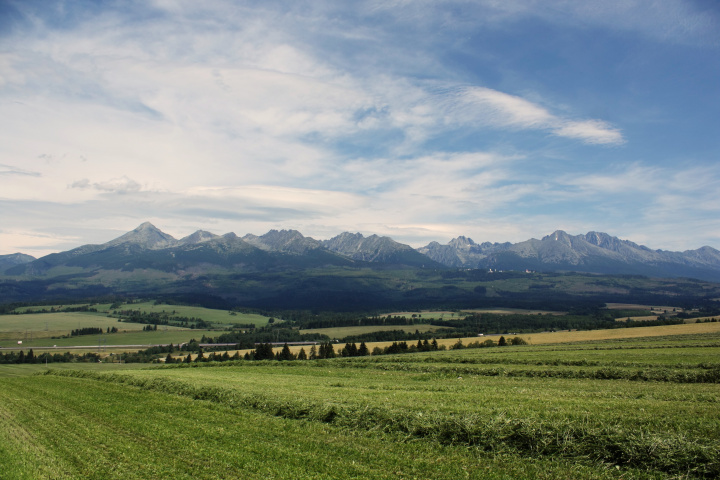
<box><xmin>0</xmin><ymin>349</ymin><xmax>102</xmax><ymax>364</ymax></box>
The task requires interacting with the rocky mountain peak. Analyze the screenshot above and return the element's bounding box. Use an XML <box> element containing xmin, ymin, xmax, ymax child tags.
<box><xmin>178</xmin><ymin>230</ymin><xmax>218</xmax><ymax>245</ymax></box>
<box><xmin>322</xmin><ymin>231</ymin><xmax>429</xmax><ymax>265</ymax></box>
<box><xmin>543</xmin><ymin>230</ymin><xmax>572</xmax><ymax>243</ymax></box>
<box><xmin>0</xmin><ymin>253</ymin><xmax>37</xmax><ymax>273</ymax></box>
<box><xmin>448</xmin><ymin>236</ymin><xmax>476</xmax><ymax>248</ymax></box>
<box><xmin>105</xmin><ymin>222</ymin><xmax>177</xmax><ymax>250</ymax></box>
<box><xmin>259</xmin><ymin>229</ymin><xmax>321</xmax><ymax>254</ymax></box>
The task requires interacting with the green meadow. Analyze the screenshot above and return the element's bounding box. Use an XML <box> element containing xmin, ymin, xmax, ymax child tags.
<box><xmin>119</xmin><ymin>301</ymin><xmax>272</xmax><ymax>327</ymax></box>
<box><xmin>299</xmin><ymin>323</ymin><xmax>446</xmax><ymax>338</ymax></box>
<box><xmin>1</xmin><ymin>332</ymin><xmax>718</xmax><ymax>479</ymax></box>
<box><xmin>0</xmin><ymin>301</ymin><xmax>273</xmax><ymax>351</ymax></box>
<box><xmin>0</xmin><ymin>312</ymin><xmax>216</xmax><ymax>349</ymax></box>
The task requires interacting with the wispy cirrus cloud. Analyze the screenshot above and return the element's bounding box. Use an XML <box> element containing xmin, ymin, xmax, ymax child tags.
<box><xmin>0</xmin><ymin>163</ymin><xmax>41</xmax><ymax>177</ymax></box>
<box><xmin>450</xmin><ymin>87</ymin><xmax>624</xmax><ymax>145</ymax></box>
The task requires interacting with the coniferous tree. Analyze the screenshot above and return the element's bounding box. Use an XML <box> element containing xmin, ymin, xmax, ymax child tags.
<box><xmin>279</xmin><ymin>343</ymin><xmax>294</xmax><ymax>361</ymax></box>
<box><xmin>165</xmin><ymin>353</ymin><xmax>174</xmax><ymax>364</ymax></box>
<box><xmin>498</xmin><ymin>336</ymin><xmax>507</xmax><ymax>346</ymax></box>
<box><xmin>297</xmin><ymin>348</ymin><xmax>307</xmax><ymax>360</ymax></box>
<box><xmin>309</xmin><ymin>345</ymin><xmax>318</xmax><ymax>360</ymax></box>
<box><xmin>254</xmin><ymin>343</ymin><xmax>274</xmax><ymax>360</ymax></box>
<box><xmin>358</xmin><ymin>342</ymin><xmax>369</xmax><ymax>356</ymax></box>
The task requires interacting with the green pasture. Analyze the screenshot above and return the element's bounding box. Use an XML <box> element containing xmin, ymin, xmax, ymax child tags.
<box><xmin>0</xmin><ymin>312</ymin><xmax>140</xmax><ymax>341</ymax></box>
<box><xmin>1</xmin><ymin>329</ymin><xmax>218</xmax><ymax>350</ymax></box>
<box><xmin>462</xmin><ymin>308</ymin><xmax>567</xmax><ymax>315</ymax></box>
<box><xmin>0</xmin><ymin>362</ymin><xmax>150</xmax><ymax>378</ymax></box>
<box><xmin>300</xmin><ymin>323</ymin><xmax>448</xmax><ymax>338</ymax></box>
<box><xmin>0</xmin><ymin>300</ymin><xmax>271</xmax><ymax>349</ymax></box>
<box><xmin>409</xmin><ymin>335</ymin><xmax>720</xmax><ymax>368</ymax></box>
<box><xmin>12</xmin><ymin>303</ymin><xmax>114</xmax><ymax>314</ymax></box>
<box><xmin>115</xmin><ymin>301</ymin><xmax>271</xmax><ymax>327</ymax></box>
<box><xmin>380</xmin><ymin>310</ymin><xmax>461</xmax><ymax>319</ymax></box>
<box><xmin>0</xmin><ymin>375</ymin><xmax>641</xmax><ymax>480</ymax></box>
<box><xmin>1</xmin><ymin>331</ymin><xmax>718</xmax><ymax>478</ymax></box>
<box><xmin>0</xmin><ymin>311</ymin><xmax>215</xmax><ymax>348</ymax></box>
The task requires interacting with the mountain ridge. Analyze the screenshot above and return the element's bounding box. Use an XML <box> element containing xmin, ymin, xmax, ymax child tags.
<box><xmin>4</xmin><ymin>223</ymin><xmax>720</xmax><ymax>281</ymax></box>
<box><xmin>419</xmin><ymin>229</ymin><xmax>720</xmax><ymax>280</ymax></box>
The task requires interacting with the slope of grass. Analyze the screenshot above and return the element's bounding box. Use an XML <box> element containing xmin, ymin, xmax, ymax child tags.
<box><xmin>0</xmin><ymin>312</ymin><xmax>143</xmax><ymax>342</ymax></box>
<box><xmin>299</xmin><ymin>324</ymin><xmax>446</xmax><ymax>338</ymax></box>
<box><xmin>3</xmin><ymin>329</ymin><xmax>719</xmax><ymax>478</ymax></box>
<box><xmin>0</xmin><ymin>375</ymin><xmax>642</xmax><ymax>480</ymax></box>
<box><xmin>118</xmin><ymin>302</ymin><xmax>271</xmax><ymax>327</ymax></box>
<box><xmin>47</xmin><ymin>331</ymin><xmax>720</xmax><ymax>478</ymax></box>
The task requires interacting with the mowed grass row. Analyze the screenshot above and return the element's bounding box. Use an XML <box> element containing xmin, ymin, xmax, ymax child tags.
<box><xmin>349</xmin><ymin>334</ymin><xmax>720</xmax><ymax>370</ymax></box>
<box><xmin>0</xmin><ymin>375</ymin><xmax>643</xmax><ymax>480</ymax></box>
<box><xmin>45</xmin><ymin>333</ymin><xmax>720</xmax><ymax>478</ymax></box>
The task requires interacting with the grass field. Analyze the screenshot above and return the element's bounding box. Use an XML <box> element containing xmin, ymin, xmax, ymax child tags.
<box><xmin>0</xmin><ymin>311</ymin><xmax>219</xmax><ymax>351</ymax></box>
<box><xmin>299</xmin><ymin>323</ymin><xmax>447</xmax><ymax>338</ymax></box>
<box><xmin>118</xmin><ymin>302</ymin><xmax>271</xmax><ymax>327</ymax></box>
<box><xmin>0</xmin><ymin>312</ymin><xmax>146</xmax><ymax>341</ymax></box>
<box><xmin>0</xmin><ymin>301</ymin><xmax>273</xmax><ymax>352</ymax></box>
<box><xmin>2</xmin><ymin>327</ymin><xmax>716</xmax><ymax>479</ymax></box>
<box><xmin>515</xmin><ymin>321</ymin><xmax>720</xmax><ymax>344</ymax></box>
<box><xmin>173</xmin><ymin>321</ymin><xmax>720</xmax><ymax>361</ymax></box>
<box><xmin>0</xmin><ymin>374</ymin><xmax>647</xmax><ymax>480</ymax></box>
<box><xmin>12</xmin><ymin>303</ymin><xmax>114</xmax><ymax>314</ymax></box>
<box><xmin>382</xmin><ymin>308</ymin><xmax>566</xmax><ymax>318</ymax></box>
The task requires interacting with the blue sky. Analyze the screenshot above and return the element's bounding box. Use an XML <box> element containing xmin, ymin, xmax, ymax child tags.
<box><xmin>1</xmin><ymin>0</ymin><xmax>719</xmax><ymax>257</ymax></box>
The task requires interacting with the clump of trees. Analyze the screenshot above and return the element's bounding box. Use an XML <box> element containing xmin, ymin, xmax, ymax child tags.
<box><xmin>71</xmin><ymin>327</ymin><xmax>104</xmax><ymax>336</ymax></box>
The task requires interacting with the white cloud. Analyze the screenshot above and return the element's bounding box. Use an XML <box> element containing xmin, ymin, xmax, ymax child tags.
<box><xmin>0</xmin><ymin>0</ymin><xmax>716</xmax><ymax>256</ymax></box>
<box><xmin>454</xmin><ymin>87</ymin><xmax>624</xmax><ymax>145</ymax></box>
<box><xmin>0</xmin><ymin>163</ymin><xmax>41</xmax><ymax>177</ymax></box>
<box><xmin>461</xmin><ymin>87</ymin><xmax>554</xmax><ymax>128</ymax></box>
<box><xmin>552</xmin><ymin>120</ymin><xmax>624</xmax><ymax>145</ymax></box>
<box><xmin>70</xmin><ymin>176</ymin><xmax>144</xmax><ymax>194</ymax></box>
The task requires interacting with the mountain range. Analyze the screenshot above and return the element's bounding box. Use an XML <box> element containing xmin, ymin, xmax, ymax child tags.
<box><xmin>2</xmin><ymin>222</ymin><xmax>720</xmax><ymax>282</ymax></box>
